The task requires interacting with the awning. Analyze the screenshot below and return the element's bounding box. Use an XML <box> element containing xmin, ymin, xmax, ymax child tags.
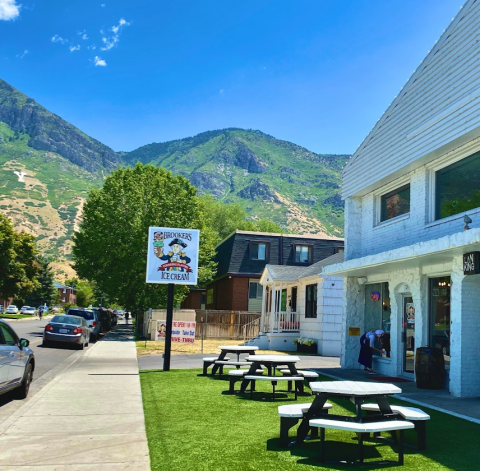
<box><xmin>322</xmin><ymin>228</ymin><xmax>480</xmax><ymax>278</ymax></box>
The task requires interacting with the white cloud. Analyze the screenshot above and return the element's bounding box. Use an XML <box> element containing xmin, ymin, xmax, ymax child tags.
<box><xmin>78</xmin><ymin>30</ymin><xmax>88</xmax><ymax>40</ymax></box>
<box><xmin>219</xmin><ymin>89</ymin><xmax>225</xmax><ymax>95</ymax></box>
<box><xmin>88</xmin><ymin>44</ymin><xmax>97</xmax><ymax>50</ymax></box>
<box><xmin>101</xmin><ymin>18</ymin><xmax>130</xmax><ymax>51</ymax></box>
<box><xmin>51</xmin><ymin>34</ymin><xmax>67</xmax><ymax>44</ymax></box>
<box><xmin>94</xmin><ymin>56</ymin><xmax>107</xmax><ymax>67</ymax></box>
<box><xmin>101</xmin><ymin>3</ymin><xmax>106</xmax><ymax>7</ymax></box>
<box><xmin>0</xmin><ymin>0</ymin><xmax>20</xmax><ymax>21</ymax></box>
<box><xmin>82</xmin><ymin>33</ymin><xmax>88</xmax><ymax>40</ymax></box>
<box><xmin>69</xmin><ymin>45</ymin><xmax>81</xmax><ymax>52</ymax></box>
<box><xmin>16</xmin><ymin>49</ymin><xmax>28</xmax><ymax>59</ymax></box>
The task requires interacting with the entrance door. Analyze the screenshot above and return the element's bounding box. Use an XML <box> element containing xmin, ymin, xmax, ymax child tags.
<box><xmin>402</xmin><ymin>295</ymin><xmax>415</xmax><ymax>373</ymax></box>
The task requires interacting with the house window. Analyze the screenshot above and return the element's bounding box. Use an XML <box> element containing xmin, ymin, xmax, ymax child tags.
<box><xmin>295</xmin><ymin>245</ymin><xmax>312</xmax><ymax>263</ymax></box>
<box><xmin>248</xmin><ymin>280</ymin><xmax>263</xmax><ymax>312</ymax></box>
<box><xmin>305</xmin><ymin>284</ymin><xmax>317</xmax><ymax>318</ymax></box>
<box><xmin>63</xmin><ymin>289</ymin><xmax>66</xmax><ymax>293</ymax></box>
<box><xmin>380</xmin><ymin>184</ymin><xmax>410</xmax><ymax>221</ymax></box>
<box><xmin>435</xmin><ymin>151</ymin><xmax>480</xmax><ymax>220</ymax></box>
<box><xmin>250</xmin><ymin>242</ymin><xmax>268</xmax><ymax>261</ymax></box>
<box><xmin>62</xmin><ymin>297</ymin><xmax>66</xmax><ymax>302</ymax></box>
<box><xmin>364</xmin><ymin>282</ymin><xmax>391</xmax><ymax>333</ymax></box>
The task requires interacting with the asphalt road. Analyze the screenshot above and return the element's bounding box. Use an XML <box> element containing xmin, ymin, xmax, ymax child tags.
<box><xmin>6</xmin><ymin>316</ymin><xmax>94</xmax><ymax>382</ymax></box>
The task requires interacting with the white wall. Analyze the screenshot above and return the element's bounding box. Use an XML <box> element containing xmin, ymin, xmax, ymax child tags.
<box><xmin>346</xmin><ymin>137</ymin><xmax>480</xmax><ymax>260</ymax></box>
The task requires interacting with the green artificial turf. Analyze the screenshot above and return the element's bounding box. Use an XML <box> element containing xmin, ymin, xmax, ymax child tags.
<box><xmin>0</xmin><ymin>314</ymin><xmax>32</xmax><ymax>319</ymax></box>
<box><xmin>140</xmin><ymin>369</ymin><xmax>479</xmax><ymax>471</ymax></box>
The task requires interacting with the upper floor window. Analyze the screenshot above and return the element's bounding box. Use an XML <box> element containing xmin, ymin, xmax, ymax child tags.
<box><xmin>435</xmin><ymin>151</ymin><xmax>480</xmax><ymax>220</ymax></box>
<box><xmin>250</xmin><ymin>242</ymin><xmax>268</xmax><ymax>261</ymax></box>
<box><xmin>295</xmin><ymin>245</ymin><xmax>312</xmax><ymax>263</ymax></box>
<box><xmin>380</xmin><ymin>184</ymin><xmax>410</xmax><ymax>221</ymax></box>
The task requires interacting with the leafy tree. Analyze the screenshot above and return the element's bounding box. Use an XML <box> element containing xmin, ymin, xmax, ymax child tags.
<box><xmin>73</xmin><ymin>164</ymin><xmax>217</xmax><ymax>314</ymax></box>
<box><xmin>199</xmin><ymin>195</ymin><xmax>284</xmax><ymax>243</ymax></box>
<box><xmin>0</xmin><ymin>214</ymin><xmax>40</xmax><ymax>299</ymax></box>
<box><xmin>24</xmin><ymin>256</ymin><xmax>57</xmax><ymax>308</ymax></box>
<box><xmin>75</xmin><ymin>280</ymin><xmax>95</xmax><ymax>307</ymax></box>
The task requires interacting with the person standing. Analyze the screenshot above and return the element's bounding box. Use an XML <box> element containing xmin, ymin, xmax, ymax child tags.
<box><xmin>358</xmin><ymin>329</ymin><xmax>384</xmax><ymax>374</ymax></box>
<box><xmin>125</xmin><ymin>311</ymin><xmax>130</xmax><ymax>324</ymax></box>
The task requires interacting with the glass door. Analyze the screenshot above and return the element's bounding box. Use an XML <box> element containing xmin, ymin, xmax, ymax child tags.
<box><xmin>403</xmin><ymin>295</ymin><xmax>415</xmax><ymax>373</ymax></box>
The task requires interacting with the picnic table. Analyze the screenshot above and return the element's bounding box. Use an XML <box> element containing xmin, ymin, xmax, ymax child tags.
<box><xmin>239</xmin><ymin>355</ymin><xmax>302</xmax><ymax>394</ymax></box>
<box><xmin>294</xmin><ymin>381</ymin><xmax>407</xmax><ymax>464</ymax></box>
<box><xmin>210</xmin><ymin>345</ymin><xmax>259</xmax><ymax>375</ymax></box>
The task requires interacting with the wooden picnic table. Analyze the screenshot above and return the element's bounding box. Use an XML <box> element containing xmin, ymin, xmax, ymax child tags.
<box><xmin>295</xmin><ymin>381</ymin><xmax>402</xmax><ymax>444</ymax></box>
<box><xmin>239</xmin><ymin>355</ymin><xmax>302</xmax><ymax>393</ymax></box>
<box><xmin>210</xmin><ymin>345</ymin><xmax>259</xmax><ymax>375</ymax></box>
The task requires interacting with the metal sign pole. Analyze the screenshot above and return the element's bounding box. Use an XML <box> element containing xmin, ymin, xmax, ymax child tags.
<box><xmin>163</xmin><ymin>283</ymin><xmax>175</xmax><ymax>371</ymax></box>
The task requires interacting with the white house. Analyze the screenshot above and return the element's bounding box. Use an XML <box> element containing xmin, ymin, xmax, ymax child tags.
<box><xmin>251</xmin><ymin>253</ymin><xmax>344</xmax><ymax>355</ymax></box>
<box><xmin>323</xmin><ymin>0</ymin><xmax>480</xmax><ymax>397</ymax></box>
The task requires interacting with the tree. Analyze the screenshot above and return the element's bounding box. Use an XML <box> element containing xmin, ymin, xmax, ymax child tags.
<box><xmin>75</xmin><ymin>280</ymin><xmax>95</xmax><ymax>307</ymax></box>
<box><xmin>73</xmin><ymin>164</ymin><xmax>217</xmax><ymax>313</ymax></box>
<box><xmin>199</xmin><ymin>195</ymin><xmax>284</xmax><ymax>243</ymax></box>
<box><xmin>0</xmin><ymin>214</ymin><xmax>40</xmax><ymax>299</ymax></box>
<box><xmin>24</xmin><ymin>256</ymin><xmax>57</xmax><ymax>308</ymax></box>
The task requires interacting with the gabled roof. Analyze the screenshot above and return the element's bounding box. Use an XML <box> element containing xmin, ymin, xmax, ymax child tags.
<box><xmin>260</xmin><ymin>252</ymin><xmax>344</xmax><ymax>284</ymax></box>
<box><xmin>343</xmin><ymin>0</ymin><xmax>480</xmax><ymax>198</ymax></box>
<box><xmin>53</xmin><ymin>282</ymin><xmax>75</xmax><ymax>290</ymax></box>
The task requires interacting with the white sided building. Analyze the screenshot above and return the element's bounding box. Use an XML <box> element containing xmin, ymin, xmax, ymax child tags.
<box><xmin>323</xmin><ymin>0</ymin><xmax>480</xmax><ymax>397</ymax></box>
<box><xmin>254</xmin><ymin>253</ymin><xmax>344</xmax><ymax>356</ymax></box>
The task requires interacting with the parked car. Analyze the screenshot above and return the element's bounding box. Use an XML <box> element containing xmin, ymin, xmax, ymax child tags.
<box><xmin>93</xmin><ymin>308</ymin><xmax>112</xmax><ymax>333</ymax></box>
<box><xmin>66</xmin><ymin>308</ymin><xmax>101</xmax><ymax>341</ymax></box>
<box><xmin>20</xmin><ymin>306</ymin><xmax>30</xmax><ymax>314</ymax></box>
<box><xmin>0</xmin><ymin>319</ymin><xmax>35</xmax><ymax>399</ymax></box>
<box><xmin>43</xmin><ymin>315</ymin><xmax>90</xmax><ymax>350</ymax></box>
<box><xmin>23</xmin><ymin>307</ymin><xmax>36</xmax><ymax>316</ymax></box>
<box><xmin>6</xmin><ymin>305</ymin><xmax>18</xmax><ymax>314</ymax></box>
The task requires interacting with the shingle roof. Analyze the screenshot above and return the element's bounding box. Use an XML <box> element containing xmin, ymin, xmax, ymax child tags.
<box><xmin>264</xmin><ymin>252</ymin><xmax>344</xmax><ymax>282</ymax></box>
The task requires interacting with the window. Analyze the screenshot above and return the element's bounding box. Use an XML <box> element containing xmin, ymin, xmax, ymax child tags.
<box><xmin>295</xmin><ymin>245</ymin><xmax>312</xmax><ymax>263</ymax></box>
<box><xmin>248</xmin><ymin>281</ymin><xmax>262</xmax><ymax>299</ymax></box>
<box><xmin>364</xmin><ymin>282</ymin><xmax>391</xmax><ymax>333</ymax></box>
<box><xmin>0</xmin><ymin>324</ymin><xmax>19</xmax><ymax>346</ymax></box>
<box><xmin>435</xmin><ymin>151</ymin><xmax>480</xmax><ymax>220</ymax></box>
<box><xmin>250</xmin><ymin>242</ymin><xmax>267</xmax><ymax>261</ymax></box>
<box><xmin>380</xmin><ymin>184</ymin><xmax>410</xmax><ymax>221</ymax></box>
<box><xmin>63</xmin><ymin>289</ymin><xmax>66</xmax><ymax>293</ymax></box>
<box><xmin>429</xmin><ymin>276</ymin><xmax>450</xmax><ymax>370</ymax></box>
<box><xmin>305</xmin><ymin>284</ymin><xmax>317</xmax><ymax>318</ymax></box>
<box><xmin>62</xmin><ymin>297</ymin><xmax>66</xmax><ymax>302</ymax></box>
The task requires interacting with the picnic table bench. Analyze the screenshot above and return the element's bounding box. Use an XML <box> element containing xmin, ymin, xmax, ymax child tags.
<box><xmin>245</xmin><ymin>375</ymin><xmax>304</xmax><ymax>400</ymax></box>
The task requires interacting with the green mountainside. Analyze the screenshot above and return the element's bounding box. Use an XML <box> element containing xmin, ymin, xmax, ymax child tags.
<box><xmin>124</xmin><ymin>129</ymin><xmax>348</xmax><ymax>235</ymax></box>
<box><xmin>0</xmin><ymin>78</ymin><xmax>348</xmax><ymax>278</ymax></box>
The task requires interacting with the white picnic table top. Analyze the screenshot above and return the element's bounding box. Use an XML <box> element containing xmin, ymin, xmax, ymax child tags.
<box><xmin>246</xmin><ymin>354</ymin><xmax>300</xmax><ymax>363</ymax></box>
<box><xmin>218</xmin><ymin>345</ymin><xmax>259</xmax><ymax>352</ymax></box>
<box><xmin>310</xmin><ymin>381</ymin><xmax>402</xmax><ymax>396</ymax></box>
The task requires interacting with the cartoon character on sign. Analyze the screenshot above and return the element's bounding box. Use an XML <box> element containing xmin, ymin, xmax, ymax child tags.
<box><xmin>153</xmin><ymin>231</ymin><xmax>165</xmax><ymax>258</ymax></box>
<box><xmin>159</xmin><ymin>238</ymin><xmax>192</xmax><ymax>272</ymax></box>
<box><xmin>158</xmin><ymin>323</ymin><xmax>166</xmax><ymax>338</ymax></box>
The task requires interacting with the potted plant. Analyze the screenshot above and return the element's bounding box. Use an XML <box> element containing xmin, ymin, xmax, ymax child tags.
<box><xmin>293</xmin><ymin>337</ymin><xmax>317</xmax><ymax>354</ymax></box>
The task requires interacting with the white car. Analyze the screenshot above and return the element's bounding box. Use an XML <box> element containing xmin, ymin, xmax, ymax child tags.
<box><xmin>23</xmin><ymin>307</ymin><xmax>36</xmax><ymax>315</ymax></box>
<box><xmin>6</xmin><ymin>305</ymin><xmax>19</xmax><ymax>314</ymax></box>
<box><xmin>20</xmin><ymin>306</ymin><xmax>31</xmax><ymax>314</ymax></box>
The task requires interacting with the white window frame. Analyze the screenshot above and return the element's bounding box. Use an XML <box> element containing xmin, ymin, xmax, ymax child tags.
<box><xmin>373</xmin><ymin>175</ymin><xmax>411</xmax><ymax>227</ymax></box>
<box><xmin>426</xmin><ymin>140</ymin><xmax>480</xmax><ymax>224</ymax></box>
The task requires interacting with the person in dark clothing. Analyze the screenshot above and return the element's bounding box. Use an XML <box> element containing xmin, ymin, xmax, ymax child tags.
<box><xmin>379</xmin><ymin>331</ymin><xmax>391</xmax><ymax>358</ymax></box>
<box><xmin>125</xmin><ymin>311</ymin><xmax>130</xmax><ymax>324</ymax></box>
<box><xmin>358</xmin><ymin>329</ymin><xmax>384</xmax><ymax>374</ymax></box>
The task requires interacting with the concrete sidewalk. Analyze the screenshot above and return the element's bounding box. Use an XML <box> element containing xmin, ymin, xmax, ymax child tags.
<box><xmin>0</xmin><ymin>323</ymin><xmax>150</xmax><ymax>470</ymax></box>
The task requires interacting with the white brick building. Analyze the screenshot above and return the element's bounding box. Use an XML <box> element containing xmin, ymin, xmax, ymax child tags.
<box><xmin>323</xmin><ymin>0</ymin><xmax>480</xmax><ymax>397</ymax></box>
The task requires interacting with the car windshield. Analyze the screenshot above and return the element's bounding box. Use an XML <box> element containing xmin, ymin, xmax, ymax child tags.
<box><xmin>51</xmin><ymin>315</ymin><xmax>83</xmax><ymax>325</ymax></box>
<box><xmin>67</xmin><ymin>309</ymin><xmax>94</xmax><ymax>320</ymax></box>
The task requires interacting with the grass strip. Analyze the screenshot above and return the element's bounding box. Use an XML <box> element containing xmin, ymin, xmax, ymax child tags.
<box><xmin>140</xmin><ymin>369</ymin><xmax>477</xmax><ymax>470</ymax></box>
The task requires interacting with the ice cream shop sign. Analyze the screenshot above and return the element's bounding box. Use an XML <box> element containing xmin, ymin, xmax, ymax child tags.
<box><xmin>463</xmin><ymin>252</ymin><xmax>480</xmax><ymax>275</ymax></box>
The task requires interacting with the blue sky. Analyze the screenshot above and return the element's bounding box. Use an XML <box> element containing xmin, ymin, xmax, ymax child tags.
<box><xmin>0</xmin><ymin>0</ymin><xmax>465</xmax><ymax>154</ymax></box>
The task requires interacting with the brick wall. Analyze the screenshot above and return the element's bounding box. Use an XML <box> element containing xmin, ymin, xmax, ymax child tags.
<box><xmin>231</xmin><ymin>277</ymin><xmax>249</xmax><ymax>311</ymax></box>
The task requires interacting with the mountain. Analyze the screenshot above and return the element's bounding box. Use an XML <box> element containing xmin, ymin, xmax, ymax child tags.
<box><xmin>124</xmin><ymin>129</ymin><xmax>348</xmax><ymax>235</ymax></box>
<box><xmin>0</xmin><ymin>78</ymin><xmax>348</xmax><ymax>278</ymax></box>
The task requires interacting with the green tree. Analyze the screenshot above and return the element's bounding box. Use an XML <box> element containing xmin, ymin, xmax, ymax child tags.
<box><xmin>73</xmin><ymin>164</ymin><xmax>217</xmax><ymax>314</ymax></box>
<box><xmin>0</xmin><ymin>214</ymin><xmax>40</xmax><ymax>299</ymax></box>
<box><xmin>24</xmin><ymin>256</ymin><xmax>57</xmax><ymax>308</ymax></box>
<box><xmin>199</xmin><ymin>195</ymin><xmax>284</xmax><ymax>243</ymax></box>
<box><xmin>75</xmin><ymin>280</ymin><xmax>95</xmax><ymax>307</ymax></box>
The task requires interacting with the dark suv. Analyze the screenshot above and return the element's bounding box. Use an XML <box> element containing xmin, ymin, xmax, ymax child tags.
<box><xmin>66</xmin><ymin>308</ymin><xmax>101</xmax><ymax>341</ymax></box>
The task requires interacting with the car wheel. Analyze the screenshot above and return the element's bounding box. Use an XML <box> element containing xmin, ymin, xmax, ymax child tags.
<box><xmin>14</xmin><ymin>362</ymin><xmax>33</xmax><ymax>399</ymax></box>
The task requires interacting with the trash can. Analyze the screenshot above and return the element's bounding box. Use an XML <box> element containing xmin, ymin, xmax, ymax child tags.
<box><xmin>415</xmin><ymin>347</ymin><xmax>445</xmax><ymax>389</ymax></box>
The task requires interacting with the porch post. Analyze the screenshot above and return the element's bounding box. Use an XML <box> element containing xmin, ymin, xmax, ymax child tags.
<box><xmin>270</xmin><ymin>283</ymin><xmax>277</xmax><ymax>332</ymax></box>
<box><xmin>260</xmin><ymin>284</ymin><xmax>267</xmax><ymax>333</ymax></box>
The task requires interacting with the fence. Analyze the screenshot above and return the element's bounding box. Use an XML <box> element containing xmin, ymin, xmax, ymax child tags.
<box><xmin>195</xmin><ymin>310</ymin><xmax>261</xmax><ymax>340</ymax></box>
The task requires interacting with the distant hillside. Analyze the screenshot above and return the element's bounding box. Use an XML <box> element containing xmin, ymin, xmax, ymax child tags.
<box><xmin>124</xmin><ymin>129</ymin><xmax>348</xmax><ymax>235</ymax></box>
<box><xmin>0</xmin><ymin>77</ymin><xmax>348</xmax><ymax>279</ymax></box>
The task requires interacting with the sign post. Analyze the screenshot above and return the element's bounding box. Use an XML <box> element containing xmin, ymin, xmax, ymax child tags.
<box><xmin>146</xmin><ymin>227</ymin><xmax>200</xmax><ymax>371</ymax></box>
